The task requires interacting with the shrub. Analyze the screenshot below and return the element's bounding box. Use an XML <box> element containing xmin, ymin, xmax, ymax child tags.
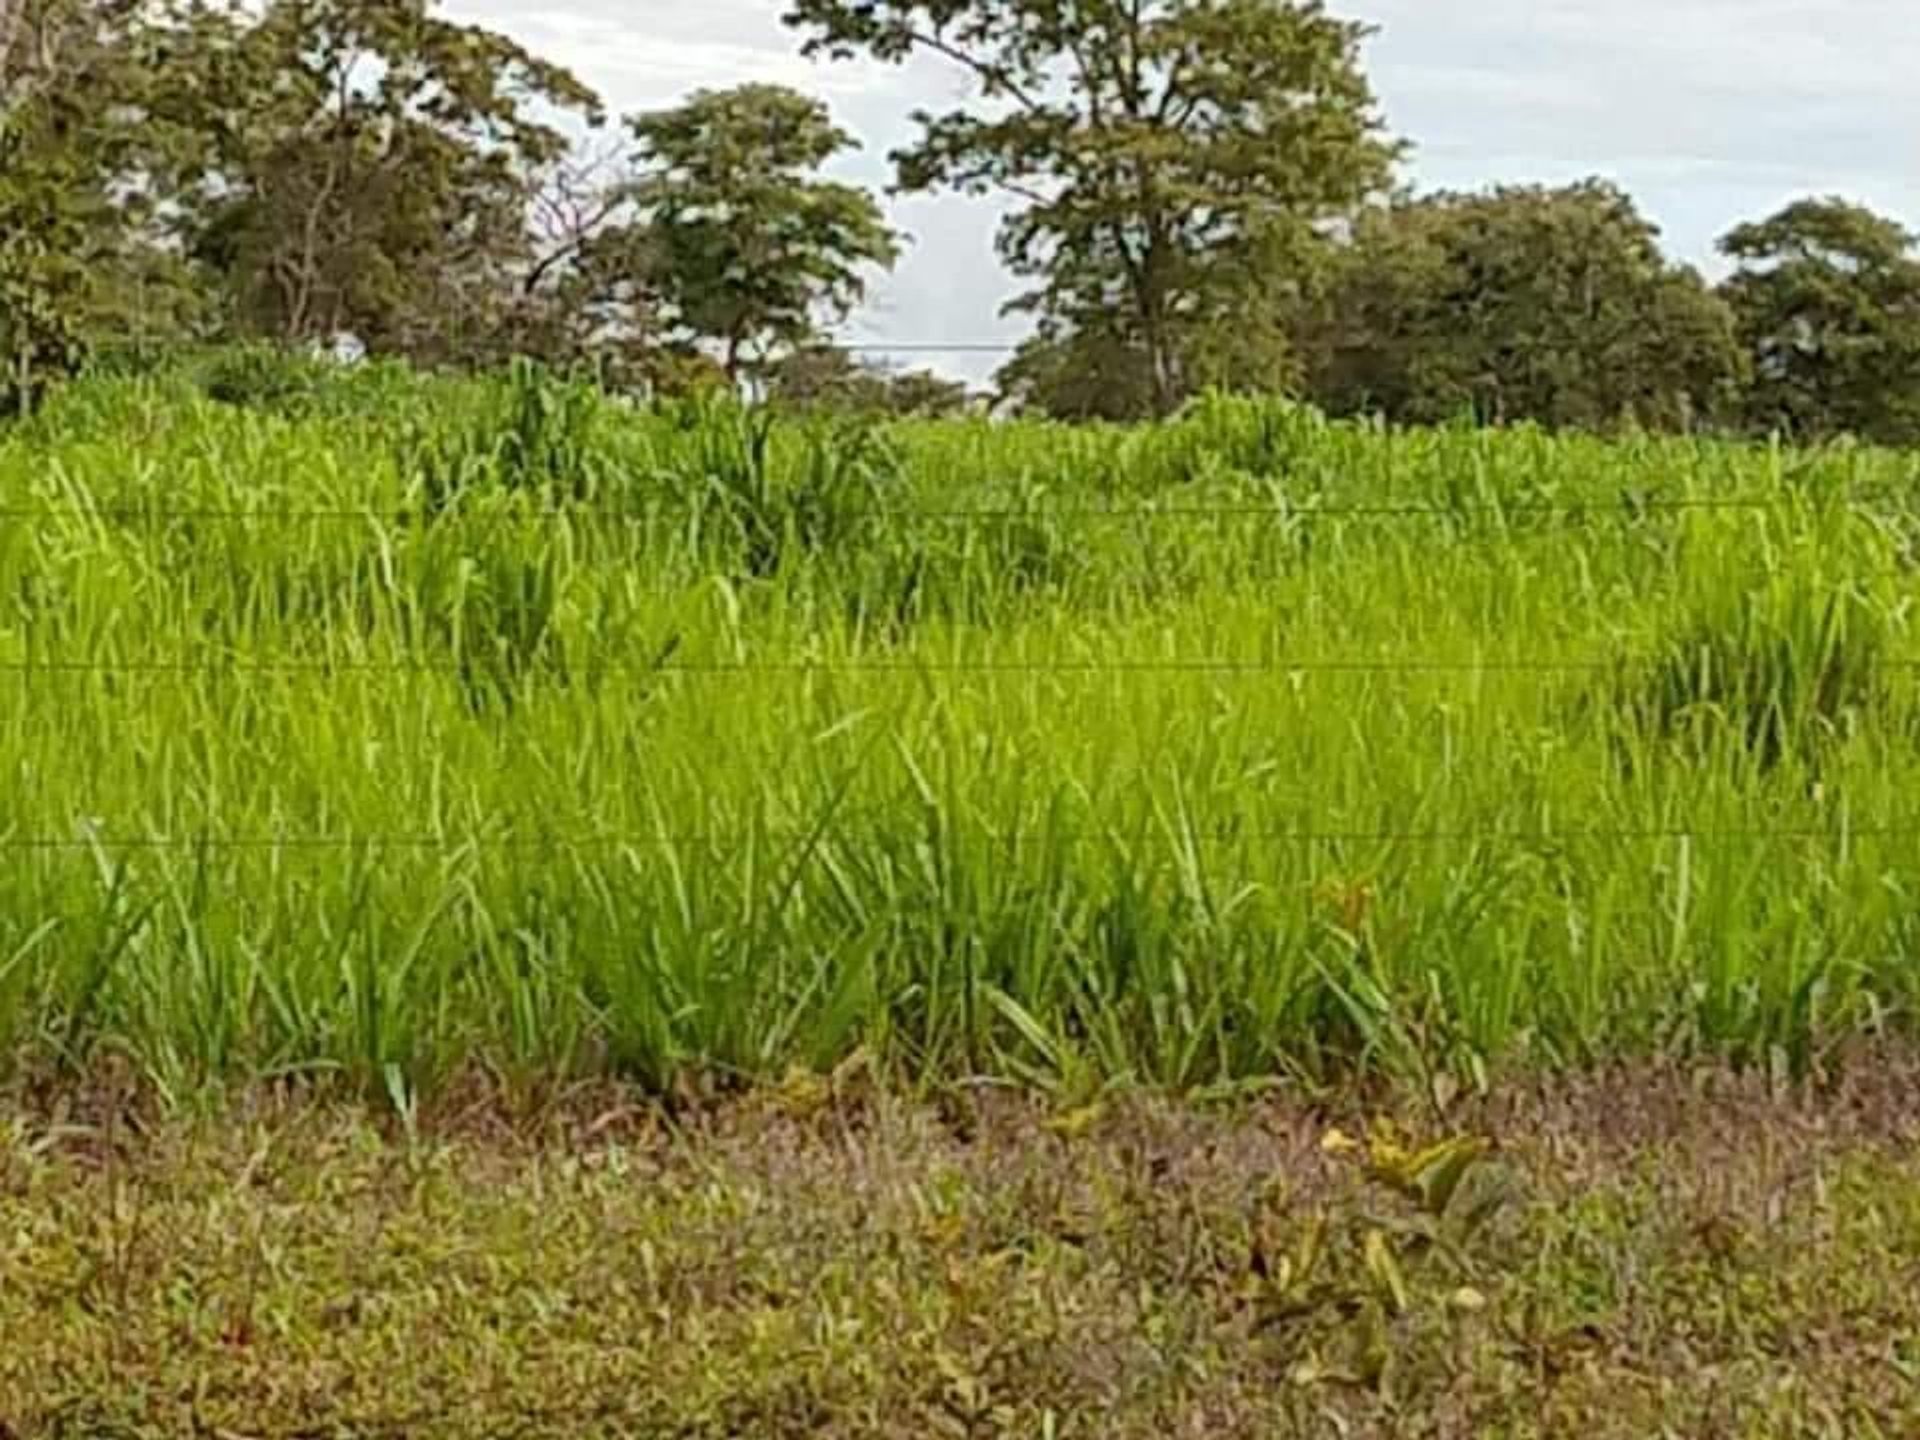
<box><xmin>197</xmin><ymin>345</ymin><xmax>330</xmax><ymax>412</ymax></box>
<box><xmin>1609</xmin><ymin>512</ymin><xmax>1904</xmax><ymax>769</ymax></box>
<box><xmin>412</xmin><ymin>361</ymin><xmax>612</xmax><ymax>511</ymax></box>
<box><xmin>674</xmin><ymin>399</ymin><xmax>896</xmax><ymax>578</ymax></box>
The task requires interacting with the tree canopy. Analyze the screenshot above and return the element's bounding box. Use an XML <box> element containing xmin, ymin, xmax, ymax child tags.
<box><xmin>765</xmin><ymin>344</ymin><xmax>972</xmax><ymax>417</ymax></box>
<box><xmin>1305</xmin><ymin>181</ymin><xmax>1746</xmax><ymax>431</ymax></box>
<box><xmin>0</xmin><ymin>0</ymin><xmax>224</xmax><ymax>401</ymax></box>
<box><xmin>185</xmin><ymin>0</ymin><xmax>602</xmax><ymax>361</ymax></box>
<box><xmin>3</xmin><ymin>0</ymin><xmax>1918</xmax><ymax>442</ymax></box>
<box><xmin>785</xmin><ymin>0</ymin><xmax>1400</xmax><ymax>416</ymax></box>
<box><xmin>1719</xmin><ymin>198</ymin><xmax>1920</xmax><ymax>446</ymax></box>
<box><xmin>618</xmin><ymin>84</ymin><xmax>901</xmax><ymax>383</ymax></box>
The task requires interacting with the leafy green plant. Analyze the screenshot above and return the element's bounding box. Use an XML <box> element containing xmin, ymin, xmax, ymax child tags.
<box><xmin>494</xmin><ymin>359</ymin><xmax>610</xmax><ymax>502</ymax></box>
<box><xmin>1251</xmin><ymin>1123</ymin><xmax>1511</xmax><ymax>1401</ymax></box>
<box><xmin>0</xmin><ymin>120</ymin><xmax>91</xmax><ymax>420</ymax></box>
<box><xmin>411</xmin><ymin>361</ymin><xmax>612</xmax><ymax>511</ymax></box>
<box><xmin>686</xmin><ymin>401</ymin><xmax>894</xmax><ymax>577</ymax></box>
<box><xmin>196</xmin><ymin>344</ymin><xmax>329</xmax><ymax>412</ymax></box>
<box><xmin>1610</xmin><ymin>513</ymin><xmax>1905</xmax><ymax>769</ymax></box>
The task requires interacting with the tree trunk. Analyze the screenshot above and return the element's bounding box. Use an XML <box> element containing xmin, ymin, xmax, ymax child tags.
<box><xmin>1138</xmin><ymin>243</ymin><xmax>1180</xmax><ymax>417</ymax></box>
<box><xmin>0</xmin><ymin>0</ymin><xmax>25</xmax><ymax>90</ymax></box>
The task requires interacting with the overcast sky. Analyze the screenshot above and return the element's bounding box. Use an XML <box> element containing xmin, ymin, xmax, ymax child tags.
<box><xmin>450</xmin><ymin>1</ymin><xmax>1920</xmax><ymax>383</ymax></box>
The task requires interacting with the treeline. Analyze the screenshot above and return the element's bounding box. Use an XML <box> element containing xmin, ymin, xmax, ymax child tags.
<box><xmin>4</xmin><ymin>0</ymin><xmax>1918</xmax><ymax>442</ymax></box>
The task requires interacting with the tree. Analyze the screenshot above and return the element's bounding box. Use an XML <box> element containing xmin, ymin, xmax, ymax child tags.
<box><xmin>996</xmin><ymin>304</ymin><xmax>1303</xmax><ymax>421</ymax></box>
<box><xmin>991</xmin><ymin>326</ymin><xmax>1157</xmax><ymax>422</ymax></box>
<box><xmin>185</xmin><ymin>0</ymin><xmax>602</xmax><ymax>362</ymax></box>
<box><xmin>1302</xmin><ymin>181</ymin><xmax>1745</xmax><ymax>431</ymax></box>
<box><xmin>1719</xmin><ymin>198</ymin><xmax>1920</xmax><ymax>445</ymax></box>
<box><xmin>617</xmin><ymin>84</ymin><xmax>900</xmax><ymax>384</ymax></box>
<box><xmin>0</xmin><ymin>0</ymin><xmax>226</xmax><ymax>405</ymax></box>
<box><xmin>496</xmin><ymin>137</ymin><xmax>642</xmax><ymax>371</ymax></box>
<box><xmin>765</xmin><ymin>344</ymin><xmax>972</xmax><ymax>416</ymax></box>
<box><xmin>785</xmin><ymin>0</ymin><xmax>1400</xmax><ymax>418</ymax></box>
<box><xmin>0</xmin><ymin>118</ymin><xmax>88</xmax><ymax>412</ymax></box>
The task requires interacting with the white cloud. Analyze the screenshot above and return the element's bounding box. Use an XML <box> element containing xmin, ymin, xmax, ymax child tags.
<box><xmin>455</xmin><ymin>2</ymin><xmax>892</xmax><ymax>104</ymax></box>
<box><xmin>444</xmin><ymin>0</ymin><xmax>1920</xmax><ymax>381</ymax></box>
<box><xmin>1356</xmin><ymin>0</ymin><xmax>1920</xmax><ymax>264</ymax></box>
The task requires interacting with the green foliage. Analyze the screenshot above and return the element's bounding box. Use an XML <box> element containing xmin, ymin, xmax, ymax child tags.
<box><xmin>787</xmin><ymin>0</ymin><xmax>1400</xmax><ymax>418</ymax></box>
<box><xmin>1306</xmin><ymin>181</ymin><xmax>1746</xmax><ymax>431</ymax></box>
<box><xmin>14</xmin><ymin>0</ymin><xmax>1920</xmax><ymax>451</ymax></box>
<box><xmin>618</xmin><ymin>84</ymin><xmax>901</xmax><ymax>382</ymax></box>
<box><xmin>0</xmin><ymin>0</ymin><xmax>212</xmax><ymax>410</ymax></box>
<box><xmin>1612</xmin><ymin>506</ymin><xmax>1904</xmax><ymax>771</ymax></box>
<box><xmin>1720</xmin><ymin>198</ymin><xmax>1920</xmax><ymax>445</ymax></box>
<box><xmin>0</xmin><ymin>117</ymin><xmax>88</xmax><ymax>416</ymax></box>
<box><xmin>490</xmin><ymin>361</ymin><xmax>612</xmax><ymax>504</ymax></box>
<box><xmin>678</xmin><ymin>397</ymin><xmax>898</xmax><ymax>577</ymax></box>
<box><xmin>2</xmin><ymin>363</ymin><xmax>1920</xmax><ymax>1096</ymax></box>
<box><xmin>196</xmin><ymin>344</ymin><xmax>331</xmax><ymax>412</ymax></box>
<box><xmin>186</xmin><ymin>0</ymin><xmax>602</xmax><ymax>359</ymax></box>
<box><xmin>998</xmin><ymin>325</ymin><xmax>1189</xmax><ymax>423</ymax></box>
<box><xmin>410</xmin><ymin>360</ymin><xmax>613</xmax><ymax>509</ymax></box>
<box><xmin>410</xmin><ymin>524</ymin><xmax>569</xmax><ymax>714</ymax></box>
<box><xmin>767</xmin><ymin>346</ymin><xmax>973</xmax><ymax>418</ymax></box>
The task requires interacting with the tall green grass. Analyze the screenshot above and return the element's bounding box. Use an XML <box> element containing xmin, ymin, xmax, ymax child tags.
<box><xmin>2</xmin><ymin>358</ymin><xmax>1919</xmax><ymax>1101</ymax></box>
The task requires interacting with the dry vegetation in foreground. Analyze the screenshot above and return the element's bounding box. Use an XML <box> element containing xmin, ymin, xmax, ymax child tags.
<box><xmin>4</xmin><ymin>1054</ymin><xmax>1919</xmax><ymax>1439</ymax></box>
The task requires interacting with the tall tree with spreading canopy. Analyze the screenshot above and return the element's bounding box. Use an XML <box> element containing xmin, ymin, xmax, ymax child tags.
<box><xmin>1303</xmin><ymin>181</ymin><xmax>1745</xmax><ymax>431</ymax></box>
<box><xmin>1719</xmin><ymin>198</ymin><xmax>1920</xmax><ymax>445</ymax></box>
<box><xmin>784</xmin><ymin>0</ymin><xmax>1400</xmax><ymax>418</ymax></box>
<box><xmin>617</xmin><ymin>84</ymin><xmax>900</xmax><ymax>383</ymax></box>
<box><xmin>185</xmin><ymin>0</ymin><xmax>602</xmax><ymax>362</ymax></box>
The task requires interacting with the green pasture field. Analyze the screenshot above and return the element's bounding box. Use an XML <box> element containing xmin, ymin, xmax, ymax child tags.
<box><xmin>2</xmin><ymin>355</ymin><xmax>1919</xmax><ymax>1101</ymax></box>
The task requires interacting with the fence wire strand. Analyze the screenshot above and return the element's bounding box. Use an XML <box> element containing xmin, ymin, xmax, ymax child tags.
<box><xmin>3</xmin><ymin>656</ymin><xmax>1920</xmax><ymax>677</ymax></box>
<box><xmin>0</xmin><ymin>493</ymin><xmax>1908</xmax><ymax>524</ymax></box>
<box><xmin>9</xmin><ymin>822</ymin><xmax>1918</xmax><ymax>853</ymax></box>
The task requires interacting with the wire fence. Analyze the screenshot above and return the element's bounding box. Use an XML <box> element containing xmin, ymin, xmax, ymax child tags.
<box><xmin>9</xmin><ymin>370</ymin><xmax>1917</xmax><ymax>860</ymax></box>
<box><xmin>0</xmin><ymin>494</ymin><xmax>1911</xmax><ymax>524</ymax></box>
<box><xmin>1</xmin><ymin>655</ymin><xmax>1920</xmax><ymax>677</ymax></box>
<box><xmin>6</xmin><ymin>821</ymin><xmax>1918</xmax><ymax>853</ymax></box>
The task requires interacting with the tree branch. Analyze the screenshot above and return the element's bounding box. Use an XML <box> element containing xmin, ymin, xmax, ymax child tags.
<box><xmin>900</xmin><ymin>24</ymin><xmax>1046</xmax><ymax>116</ymax></box>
